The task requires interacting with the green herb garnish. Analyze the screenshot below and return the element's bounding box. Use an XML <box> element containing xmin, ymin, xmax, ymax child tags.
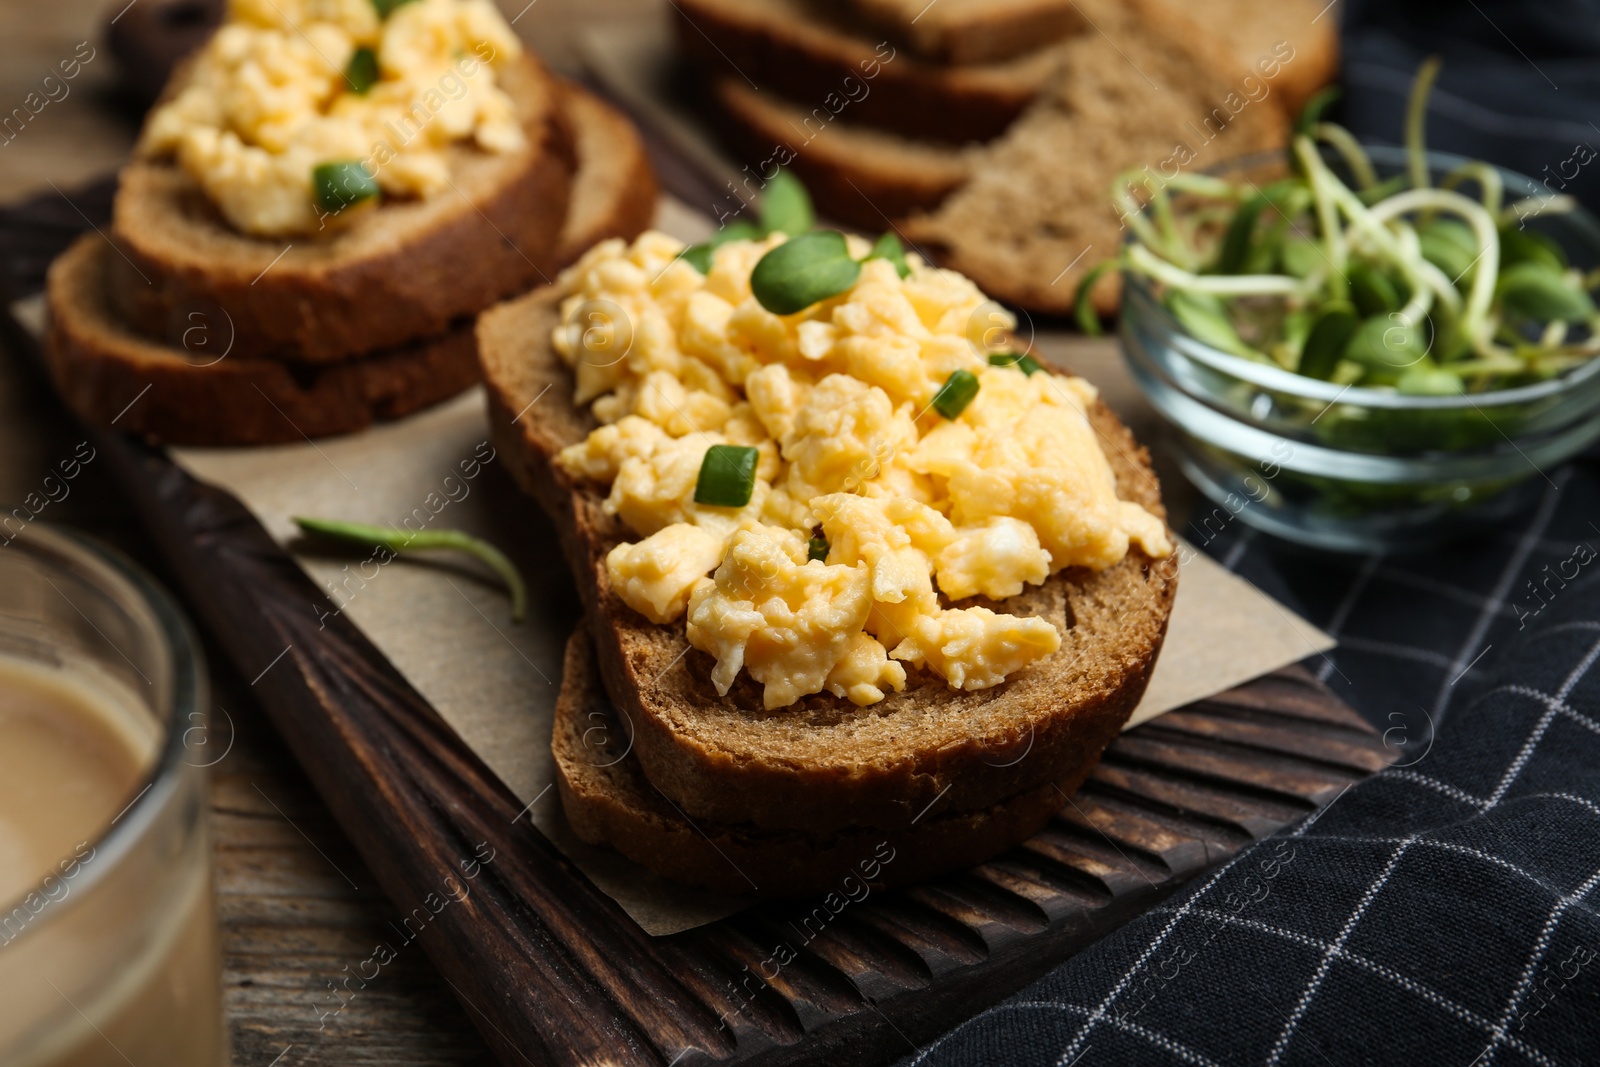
<box><xmin>864</xmin><ymin>232</ymin><xmax>910</xmax><ymax>278</ymax></box>
<box><xmin>931</xmin><ymin>369</ymin><xmax>980</xmax><ymax>419</ymax></box>
<box><xmin>293</xmin><ymin>518</ymin><xmax>527</xmax><ymax>621</ymax></box>
<box><xmin>988</xmin><ymin>351</ymin><xmax>1042</xmax><ymax>375</ymax></box>
<box><xmin>1079</xmin><ymin>56</ymin><xmax>1600</xmax><ymax>396</ymax></box>
<box><xmin>759</xmin><ymin>168</ymin><xmax>815</xmax><ymax>237</ymax></box>
<box><xmin>313</xmin><ymin>161</ymin><xmax>379</xmax><ymax>213</ymax></box>
<box><xmin>345</xmin><ymin>47</ymin><xmax>379</xmax><ymax>94</ymax></box>
<box><xmin>807</xmin><ymin>536</ymin><xmax>829</xmax><ymax>561</ymax></box>
<box><xmin>751</xmin><ymin>231</ymin><xmax>861</xmax><ymax>315</ymax></box>
<box><xmin>693</xmin><ymin>445</ymin><xmax>760</xmax><ymax>507</ymax></box>
<box><xmin>372</xmin><ymin>0</ymin><xmax>418</xmax><ymax>17</ymax></box>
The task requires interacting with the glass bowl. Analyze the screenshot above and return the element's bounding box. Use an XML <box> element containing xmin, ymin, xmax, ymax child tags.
<box><xmin>1119</xmin><ymin>146</ymin><xmax>1600</xmax><ymax>552</ymax></box>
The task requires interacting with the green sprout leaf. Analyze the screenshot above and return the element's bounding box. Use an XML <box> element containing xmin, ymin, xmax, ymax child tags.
<box><xmin>1416</xmin><ymin>218</ymin><xmax>1478</xmax><ymax>283</ymax></box>
<box><xmin>372</xmin><ymin>0</ymin><xmax>418</xmax><ymax>17</ymax></box>
<box><xmin>1298</xmin><ymin>302</ymin><xmax>1359</xmax><ymax>380</ymax></box>
<box><xmin>1348</xmin><ymin>262</ymin><xmax>1405</xmax><ymax>317</ymax></box>
<box><xmin>1073</xmin><ymin>259</ymin><xmax>1118</xmax><ymax>335</ymax></box>
<box><xmin>1497</xmin><ymin>262</ymin><xmax>1596</xmax><ymax>323</ymax></box>
<box><xmin>1499</xmin><ymin>227</ymin><xmax>1567</xmax><ymax>272</ymax></box>
<box><xmin>293</xmin><ymin>518</ymin><xmax>527</xmax><ymax>622</ymax></box>
<box><xmin>759</xmin><ymin>169</ymin><xmax>815</xmax><ymax>237</ymax></box>
<box><xmin>681</xmin><ymin>220</ymin><xmax>761</xmax><ymax>274</ymax></box>
<box><xmin>750</xmin><ymin>231</ymin><xmax>861</xmax><ymax>315</ymax></box>
<box><xmin>864</xmin><ymin>232</ymin><xmax>910</xmax><ymax>278</ymax></box>
<box><xmin>807</xmin><ymin>536</ymin><xmax>829</xmax><ymax>562</ymax></box>
<box><xmin>1294</xmin><ymin>85</ymin><xmax>1342</xmax><ymax>141</ymax></box>
<box><xmin>1216</xmin><ymin>195</ymin><xmax>1268</xmax><ymax>275</ymax></box>
<box><xmin>313</xmin><ymin>161</ymin><xmax>379</xmax><ymax>213</ymax></box>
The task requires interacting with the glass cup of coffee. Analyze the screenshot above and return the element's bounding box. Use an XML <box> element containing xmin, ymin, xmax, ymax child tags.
<box><xmin>0</xmin><ymin>523</ymin><xmax>226</xmax><ymax>1067</ymax></box>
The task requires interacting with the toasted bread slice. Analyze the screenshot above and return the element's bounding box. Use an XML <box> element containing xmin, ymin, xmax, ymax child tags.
<box><xmin>107</xmin><ymin>53</ymin><xmax>574</xmax><ymax>365</ymax></box>
<box><xmin>554</xmin><ymin>625</ymin><xmax>1094</xmax><ymax>895</ymax></box>
<box><xmin>708</xmin><ymin>79</ymin><xmax>975</xmax><ymax>230</ymax></box>
<box><xmin>1143</xmin><ymin>0</ymin><xmax>1338</xmax><ymax>117</ymax></box>
<box><xmin>555</xmin><ymin>85</ymin><xmax>659</xmax><ymax>266</ymax></box>
<box><xmin>673</xmin><ymin>0</ymin><xmax>1070</xmax><ymax>144</ymax></box>
<box><xmin>898</xmin><ymin>0</ymin><xmax>1290</xmax><ymax>317</ymax></box>
<box><xmin>478</xmin><ymin>287</ymin><xmax>1176</xmax><ymax>833</ymax></box>
<box><xmin>46</xmin><ymin>235</ymin><xmax>479</xmax><ymax>446</ymax></box>
<box><xmin>824</xmin><ymin>0</ymin><xmax>1083</xmax><ymax>65</ymax></box>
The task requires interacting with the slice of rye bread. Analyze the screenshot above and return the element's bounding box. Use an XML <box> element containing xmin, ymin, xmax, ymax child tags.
<box><xmin>554</xmin><ymin>85</ymin><xmax>659</xmax><ymax>266</ymax></box>
<box><xmin>707</xmin><ymin>79</ymin><xmax>977</xmax><ymax>230</ymax></box>
<box><xmin>1142</xmin><ymin>0</ymin><xmax>1339</xmax><ymax>118</ymax></box>
<box><xmin>106</xmin><ymin>52</ymin><xmax>574</xmax><ymax>365</ymax></box>
<box><xmin>672</xmin><ymin>0</ymin><xmax>1072</xmax><ymax>144</ymax></box>
<box><xmin>478</xmin><ymin>287</ymin><xmax>1177</xmax><ymax>833</ymax></box>
<box><xmin>46</xmin><ymin>235</ymin><xmax>479</xmax><ymax>446</ymax></box>
<box><xmin>895</xmin><ymin>0</ymin><xmax>1291</xmax><ymax>317</ymax></box>
<box><xmin>820</xmin><ymin>0</ymin><xmax>1083</xmax><ymax>66</ymax></box>
<box><xmin>554</xmin><ymin>626</ymin><xmax>1095</xmax><ymax>895</ymax></box>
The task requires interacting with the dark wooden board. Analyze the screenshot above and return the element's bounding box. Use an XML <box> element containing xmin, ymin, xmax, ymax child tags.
<box><xmin>5</xmin><ymin>189</ymin><xmax>1393</xmax><ymax>1067</ymax></box>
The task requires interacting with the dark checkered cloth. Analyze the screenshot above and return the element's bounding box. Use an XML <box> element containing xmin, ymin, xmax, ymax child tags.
<box><xmin>901</xmin><ymin>458</ymin><xmax>1600</xmax><ymax>1064</ymax></box>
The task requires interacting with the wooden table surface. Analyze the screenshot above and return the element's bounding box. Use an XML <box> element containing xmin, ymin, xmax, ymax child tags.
<box><xmin>0</xmin><ymin>3</ymin><xmax>654</xmax><ymax>1064</ymax></box>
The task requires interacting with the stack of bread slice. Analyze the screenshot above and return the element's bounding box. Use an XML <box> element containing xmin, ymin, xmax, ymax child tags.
<box><xmin>675</xmin><ymin>0</ymin><xmax>1337</xmax><ymax>315</ymax></box>
<box><xmin>478</xmin><ymin>286</ymin><xmax>1178</xmax><ymax>896</ymax></box>
<box><xmin>46</xmin><ymin>56</ymin><xmax>656</xmax><ymax>446</ymax></box>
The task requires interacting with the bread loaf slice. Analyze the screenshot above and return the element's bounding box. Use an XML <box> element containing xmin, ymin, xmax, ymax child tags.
<box><xmin>478</xmin><ymin>287</ymin><xmax>1176</xmax><ymax>834</ymax></box>
<box><xmin>107</xmin><ymin>53</ymin><xmax>574</xmax><ymax>365</ymax></box>
<box><xmin>555</xmin><ymin>85</ymin><xmax>659</xmax><ymax>266</ymax></box>
<box><xmin>900</xmin><ymin>0</ymin><xmax>1290</xmax><ymax>316</ymax></box>
<box><xmin>824</xmin><ymin>0</ymin><xmax>1083</xmax><ymax>66</ymax></box>
<box><xmin>554</xmin><ymin>625</ymin><xmax>1090</xmax><ymax>895</ymax></box>
<box><xmin>1142</xmin><ymin>0</ymin><xmax>1338</xmax><ymax>117</ymax></box>
<box><xmin>47</xmin><ymin>235</ymin><xmax>479</xmax><ymax>446</ymax></box>
<box><xmin>673</xmin><ymin>0</ymin><xmax>1070</xmax><ymax>144</ymax></box>
<box><xmin>708</xmin><ymin>79</ymin><xmax>975</xmax><ymax>230</ymax></box>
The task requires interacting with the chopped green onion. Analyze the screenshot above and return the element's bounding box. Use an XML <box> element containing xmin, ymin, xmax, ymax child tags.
<box><xmin>931</xmin><ymin>369</ymin><xmax>980</xmax><ymax>419</ymax></box>
<box><xmin>864</xmin><ymin>232</ymin><xmax>910</xmax><ymax>278</ymax></box>
<box><xmin>750</xmin><ymin>231</ymin><xmax>861</xmax><ymax>315</ymax></box>
<box><xmin>313</xmin><ymin>161</ymin><xmax>379</xmax><ymax>213</ymax></box>
<box><xmin>807</xmin><ymin>536</ymin><xmax>829</xmax><ymax>561</ymax></box>
<box><xmin>372</xmin><ymin>0</ymin><xmax>418</xmax><ymax>17</ymax></box>
<box><xmin>345</xmin><ymin>47</ymin><xmax>379</xmax><ymax>94</ymax></box>
<box><xmin>989</xmin><ymin>351</ymin><xmax>1042</xmax><ymax>375</ymax></box>
<box><xmin>293</xmin><ymin>518</ymin><xmax>527</xmax><ymax>622</ymax></box>
<box><xmin>693</xmin><ymin>445</ymin><xmax>760</xmax><ymax>507</ymax></box>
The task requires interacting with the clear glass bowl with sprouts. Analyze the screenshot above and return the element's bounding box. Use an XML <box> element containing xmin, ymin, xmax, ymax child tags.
<box><xmin>1107</xmin><ymin>124</ymin><xmax>1600</xmax><ymax>552</ymax></box>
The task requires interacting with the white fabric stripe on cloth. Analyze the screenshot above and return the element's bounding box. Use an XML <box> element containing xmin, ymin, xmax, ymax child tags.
<box><xmin>1434</xmin><ymin>477</ymin><xmax>1567</xmax><ymax>724</ymax></box>
<box><xmin>1150</xmin><ymin>905</ymin><xmax>1560</xmax><ymax>1067</ymax></box>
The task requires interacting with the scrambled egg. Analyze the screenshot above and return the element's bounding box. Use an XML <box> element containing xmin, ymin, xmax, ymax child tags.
<box><xmin>139</xmin><ymin>0</ymin><xmax>525</xmax><ymax>236</ymax></box>
<box><xmin>555</xmin><ymin>231</ymin><xmax>1172</xmax><ymax>710</ymax></box>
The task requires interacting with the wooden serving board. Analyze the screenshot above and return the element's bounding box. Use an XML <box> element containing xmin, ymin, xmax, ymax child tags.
<box><xmin>5</xmin><ymin>182</ymin><xmax>1393</xmax><ymax>1066</ymax></box>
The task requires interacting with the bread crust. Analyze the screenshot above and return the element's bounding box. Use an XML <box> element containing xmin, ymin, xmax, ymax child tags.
<box><xmin>554</xmin><ymin>85</ymin><xmax>659</xmax><ymax>266</ymax></box>
<box><xmin>478</xmin><ymin>287</ymin><xmax>1176</xmax><ymax>834</ymax></box>
<box><xmin>107</xmin><ymin>53</ymin><xmax>575</xmax><ymax>364</ymax></box>
<box><xmin>554</xmin><ymin>626</ymin><xmax>1094</xmax><ymax>896</ymax></box>
<box><xmin>823</xmin><ymin>0</ymin><xmax>1083</xmax><ymax>66</ymax></box>
<box><xmin>46</xmin><ymin>236</ymin><xmax>480</xmax><ymax>446</ymax></box>
<box><xmin>708</xmin><ymin>78</ymin><xmax>971</xmax><ymax>231</ymax></box>
<box><xmin>673</xmin><ymin>0</ymin><xmax>1066</xmax><ymax>144</ymax></box>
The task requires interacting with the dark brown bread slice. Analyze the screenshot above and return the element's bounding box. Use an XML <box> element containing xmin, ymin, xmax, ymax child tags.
<box><xmin>46</xmin><ymin>235</ymin><xmax>479</xmax><ymax>446</ymax></box>
<box><xmin>554</xmin><ymin>85</ymin><xmax>659</xmax><ymax>266</ymax></box>
<box><xmin>554</xmin><ymin>626</ymin><xmax>1091</xmax><ymax>896</ymax></box>
<box><xmin>478</xmin><ymin>287</ymin><xmax>1176</xmax><ymax>833</ymax></box>
<box><xmin>673</xmin><ymin>0</ymin><xmax>1070</xmax><ymax>144</ymax></box>
<box><xmin>107</xmin><ymin>53</ymin><xmax>574</xmax><ymax>365</ymax></box>
<box><xmin>900</xmin><ymin>0</ymin><xmax>1291</xmax><ymax>316</ymax></box>
<box><xmin>822</xmin><ymin>0</ymin><xmax>1083</xmax><ymax>66</ymax></box>
<box><xmin>707</xmin><ymin>78</ymin><xmax>974</xmax><ymax>230</ymax></box>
